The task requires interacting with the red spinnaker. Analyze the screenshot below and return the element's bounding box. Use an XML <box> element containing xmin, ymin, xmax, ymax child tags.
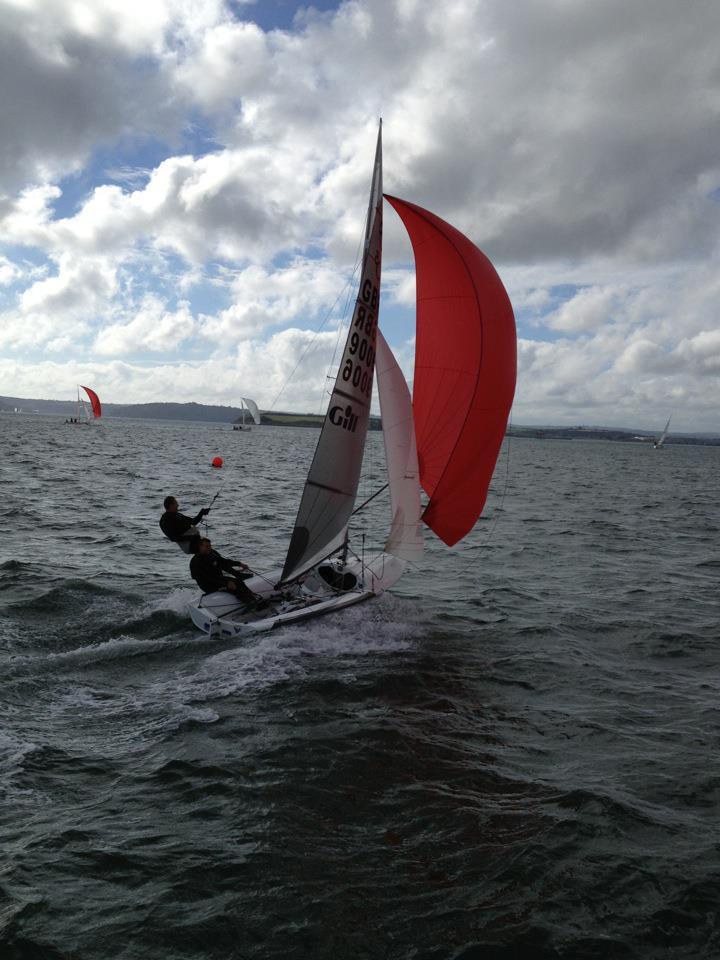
<box><xmin>80</xmin><ymin>385</ymin><xmax>102</xmax><ymax>419</ymax></box>
<box><xmin>384</xmin><ymin>195</ymin><xmax>516</xmax><ymax>547</ymax></box>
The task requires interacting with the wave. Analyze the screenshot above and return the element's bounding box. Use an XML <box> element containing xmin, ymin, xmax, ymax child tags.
<box><xmin>5</xmin><ymin>579</ymin><xmax>126</xmax><ymax>614</ymax></box>
<box><xmin>0</xmin><ymin>899</ymin><xmax>67</xmax><ymax>960</ymax></box>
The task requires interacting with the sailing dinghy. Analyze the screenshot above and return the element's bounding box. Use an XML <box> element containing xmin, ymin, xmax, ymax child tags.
<box><xmin>233</xmin><ymin>397</ymin><xmax>261</xmax><ymax>430</ymax></box>
<box><xmin>66</xmin><ymin>385</ymin><xmax>102</xmax><ymax>424</ymax></box>
<box><xmin>188</xmin><ymin>124</ymin><xmax>517</xmax><ymax>638</ymax></box>
<box><xmin>653</xmin><ymin>415</ymin><xmax>671</xmax><ymax>449</ymax></box>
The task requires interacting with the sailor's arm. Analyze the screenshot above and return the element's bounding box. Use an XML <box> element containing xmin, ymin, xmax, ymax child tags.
<box><xmin>217</xmin><ymin>554</ymin><xmax>247</xmax><ymax>573</ymax></box>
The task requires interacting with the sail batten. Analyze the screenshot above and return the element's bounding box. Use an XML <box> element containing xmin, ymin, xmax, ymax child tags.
<box><xmin>279</xmin><ymin>124</ymin><xmax>383</xmax><ymax>584</ymax></box>
<box><xmin>307</xmin><ymin>480</ymin><xmax>346</xmax><ymax>495</ymax></box>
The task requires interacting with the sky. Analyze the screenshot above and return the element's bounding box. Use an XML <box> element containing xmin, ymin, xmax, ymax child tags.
<box><xmin>1</xmin><ymin>0</ymin><xmax>719</xmax><ymax>430</ymax></box>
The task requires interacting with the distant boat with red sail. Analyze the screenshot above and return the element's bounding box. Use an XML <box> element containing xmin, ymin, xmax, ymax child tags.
<box><xmin>65</xmin><ymin>385</ymin><xmax>102</xmax><ymax>424</ymax></box>
<box><xmin>188</xmin><ymin>122</ymin><xmax>517</xmax><ymax>637</ymax></box>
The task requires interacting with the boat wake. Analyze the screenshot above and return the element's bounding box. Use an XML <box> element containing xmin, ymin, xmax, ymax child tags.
<box><xmin>173</xmin><ymin>599</ymin><xmax>421</xmax><ymax>701</ymax></box>
<box><xmin>4</xmin><ymin>576</ymin><xmax>423</xmax><ymax>704</ymax></box>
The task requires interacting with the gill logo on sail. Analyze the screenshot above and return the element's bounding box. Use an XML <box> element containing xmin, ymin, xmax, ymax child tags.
<box><xmin>329</xmin><ymin>404</ymin><xmax>359</xmax><ymax>433</ymax></box>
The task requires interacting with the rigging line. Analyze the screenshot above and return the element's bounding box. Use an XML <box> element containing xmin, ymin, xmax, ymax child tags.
<box><xmin>270</xmin><ymin>209</ymin><xmax>370</xmax><ymax>415</ymax></box>
<box><xmin>266</xmin><ymin>282</ymin><xmax>349</xmax><ymax>414</ymax></box>
<box><xmin>249</xmin><ymin>568</ymin><xmax>282</xmax><ymax>588</ymax></box>
<box><xmin>351</xmin><ymin>482</ymin><xmax>389</xmax><ymax>516</ymax></box>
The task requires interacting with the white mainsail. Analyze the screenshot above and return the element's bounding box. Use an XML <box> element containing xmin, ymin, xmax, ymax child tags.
<box><xmin>655</xmin><ymin>414</ymin><xmax>671</xmax><ymax>447</ymax></box>
<box><xmin>280</xmin><ymin>124</ymin><xmax>384</xmax><ymax>584</ymax></box>
<box><xmin>375</xmin><ymin>331</ymin><xmax>423</xmax><ymax>562</ymax></box>
<box><xmin>242</xmin><ymin>397</ymin><xmax>261</xmax><ymax>425</ymax></box>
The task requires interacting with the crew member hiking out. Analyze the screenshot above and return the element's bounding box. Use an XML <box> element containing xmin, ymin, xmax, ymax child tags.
<box><xmin>190</xmin><ymin>538</ymin><xmax>267</xmax><ymax>609</ymax></box>
<box><xmin>159</xmin><ymin>496</ymin><xmax>209</xmax><ymax>554</ymax></box>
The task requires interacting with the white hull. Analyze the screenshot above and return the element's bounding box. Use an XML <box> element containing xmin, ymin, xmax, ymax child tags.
<box><xmin>187</xmin><ymin>553</ymin><xmax>405</xmax><ymax>638</ymax></box>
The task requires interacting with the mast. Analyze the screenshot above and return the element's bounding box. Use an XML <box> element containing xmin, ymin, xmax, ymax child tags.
<box><xmin>76</xmin><ymin>385</ymin><xmax>88</xmax><ymax>421</ymax></box>
<box><xmin>279</xmin><ymin>122</ymin><xmax>383</xmax><ymax>584</ymax></box>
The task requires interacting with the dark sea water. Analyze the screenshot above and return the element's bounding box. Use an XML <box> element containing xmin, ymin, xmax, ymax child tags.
<box><xmin>1</xmin><ymin>414</ymin><xmax>718</xmax><ymax>960</ymax></box>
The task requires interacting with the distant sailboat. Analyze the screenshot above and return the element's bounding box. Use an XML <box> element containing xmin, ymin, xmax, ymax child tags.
<box><xmin>233</xmin><ymin>397</ymin><xmax>261</xmax><ymax>430</ymax></box>
<box><xmin>188</xmin><ymin>123</ymin><xmax>516</xmax><ymax>637</ymax></box>
<box><xmin>653</xmin><ymin>415</ymin><xmax>671</xmax><ymax>449</ymax></box>
<box><xmin>66</xmin><ymin>385</ymin><xmax>102</xmax><ymax>424</ymax></box>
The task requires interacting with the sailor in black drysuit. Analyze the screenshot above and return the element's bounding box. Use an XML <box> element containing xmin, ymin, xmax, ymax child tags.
<box><xmin>159</xmin><ymin>495</ymin><xmax>209</xmax><ymax>554</ymax></box>
<box><xmin>190</xmin><ymin>537</ymin><xmax>263</xmax><ymax>607</ymax></box>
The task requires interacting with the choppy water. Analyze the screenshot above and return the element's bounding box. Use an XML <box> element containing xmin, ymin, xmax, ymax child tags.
<box><xmin>1</xmin><ymin>414</ymin><xmax>718</xmax><ymax>960</ymax></box>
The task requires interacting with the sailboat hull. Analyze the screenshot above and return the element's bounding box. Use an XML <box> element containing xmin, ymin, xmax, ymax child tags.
<box><xmin>187</xmin><ymin>553</ymin><xmax>405</xmax><ymax>638</ymax></box>
<box><xmin>189</xmin><ymin>588</ymin><xmax>374</xmax><ymax>637</ymax></box>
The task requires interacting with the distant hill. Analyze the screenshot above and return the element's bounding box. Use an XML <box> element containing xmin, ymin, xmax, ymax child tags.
<box><xmin>0</xmin><ymin>396</ymin><xmax>382</xmax><ymax>429</ymax></box>
<box><xmin>1</xmin><ymin>395</ymin><xmax>716</xmax><ymax>442</ymax></box>
<box><xmin>0</xmin><ymin>396</ymin><xmax>246</xmax><ymax>422</ymax></box>
<box><xmin>507</xmin><ymin>424</ymin><xmax>720</xmax><ymax>446</ymax></box>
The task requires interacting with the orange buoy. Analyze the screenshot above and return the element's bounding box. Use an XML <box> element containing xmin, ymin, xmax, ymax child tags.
<box><xmin>211</xmin><ymin>456</ymin><xmax>223</xmax><ymax>468</ymax></box>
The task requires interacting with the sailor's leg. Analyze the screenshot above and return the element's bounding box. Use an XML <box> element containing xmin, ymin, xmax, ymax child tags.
<box><xmin>228</xmin><ymin>578</ymin><xmax>256</xmax><ymax>604</ymax></box>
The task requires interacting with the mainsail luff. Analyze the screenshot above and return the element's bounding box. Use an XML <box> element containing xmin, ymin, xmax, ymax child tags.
<box><xmin>279</xmin><ymin>125</ymin><xmax>384</xmax><ymax>584</ymax></box>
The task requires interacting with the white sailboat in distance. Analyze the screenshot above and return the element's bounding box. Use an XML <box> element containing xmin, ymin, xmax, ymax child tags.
<box><xmin>188</xmin><ymin>123</ymin><xmax>517</xmax><ymax>638</ymax></box>
<box><xmin>653</xmin><ymin>415</ymin><xmax>672</xmax><ymax>449</ymax></box>
<box><xmin>233</xmin><ymin>397</ymin><xmax>261</xmax><ymax>430</ymax></box>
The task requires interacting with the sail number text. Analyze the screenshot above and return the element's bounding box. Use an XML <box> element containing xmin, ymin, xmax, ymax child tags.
<box><xmin>341</xmin><ymin>280</ymin><xmax>378</xmax><ymax>398</ymax></box>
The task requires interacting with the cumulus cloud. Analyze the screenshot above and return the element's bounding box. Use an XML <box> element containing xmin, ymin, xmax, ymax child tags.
<box><xmin>676</xmin><ymin>329</ymin><xmax>720</xmax><ymax>376</ymax></box>
<box><xmin>93</xmin><ymin>296</ymin><xmax>196</xmax><ymax>356</ymax></box>
<box><xmin>547</xmin><ymin>286</ymin><xmax>622</xmax><ymax>334</ymax></box>
<box><xmin>199</xmin><ymin>258</ymin><xmax>349</xmax><ymax>343</ymax></box>
<box><xmin>0</xmin><ymin>253</ymin><xmax>117</xmax><ymax>351</ymax></box>
<box><xmin>0</xmin><ymin>255</ymin><xmax>21</xmax><ymax>286</ymax></box>
<box><xmin>0</xmin><ymin>326</ymin><xmax>347</xmax><ymax>412</ymax></box>
<box><xmin>2</xmin><ymin>147</ymin><xmax>323</xmax><ymax>267</ymax></box>
<box><xmin>0</xmin><ymin>0</ymin><xmax>187</xmax><ymax>191</ymax></box>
